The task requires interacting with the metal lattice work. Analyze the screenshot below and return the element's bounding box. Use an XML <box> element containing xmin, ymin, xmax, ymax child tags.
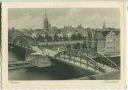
<box><xmin>80</xmin><ymin>49</ymin><xmax>120</xmax><ymax>70</ymax></box>
<box><xmin>54</xmin><ymin>49</ymin><xmax>119</xmax><ymax>73</ymax></box>
<box><xmin>12</xmin><ymin>35</ymin><xmax>40</xmax><ymax>50</ymax></box>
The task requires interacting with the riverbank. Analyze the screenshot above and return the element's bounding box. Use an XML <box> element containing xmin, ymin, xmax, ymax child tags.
<box><xmin>74</xmin><ymin>71</ymin><xmax>120</xmax><ymax>80</ymax></box>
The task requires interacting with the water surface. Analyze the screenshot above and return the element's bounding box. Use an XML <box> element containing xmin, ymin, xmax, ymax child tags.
<box><xmin>9</xmin><ymin>50</ymin><xmax>93</xmax><ymax>80</ymax></box>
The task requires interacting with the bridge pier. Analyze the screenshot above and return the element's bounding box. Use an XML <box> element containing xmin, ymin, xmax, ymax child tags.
<box><xmin>9</xmin><ymin>45</ymin><xmax>27</xmax><ymax>60</ymax></box>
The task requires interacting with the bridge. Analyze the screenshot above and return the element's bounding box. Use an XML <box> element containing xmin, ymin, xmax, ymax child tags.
<box><xmin>8</xmin><ymin>30</ymin><xmax>40</xmax><ymax>51</ymax></box>
<box><xmin>46</xmin><ymin>49</ymin><xmax>119</xmax><ymax>73</ymax></box>
<box><xmin>8</xmin><ymin>30</ymin><xmax>120</xmax><ymax>74</ymax></box>
<box><xmin>27</xmin><ymin>46</ymin><xmax>119</xmax><ymax>73</ymax></box>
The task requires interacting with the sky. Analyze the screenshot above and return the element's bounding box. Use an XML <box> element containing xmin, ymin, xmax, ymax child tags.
<box><xmin>8</xmin><ymin>8</ymin><xmax>120</xmax><ymax>29</ymax></box>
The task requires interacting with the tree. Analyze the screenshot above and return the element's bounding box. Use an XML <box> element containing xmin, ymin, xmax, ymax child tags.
<box><xmin>82</xmin><ymin>41</ymin><xmax>87</xmax><ymax>49</ymax></box>
<box><xmin>66</xmin><ymin>44</ymin><xmax>71</xmax><ymax>50</ymax></box>
<box><xmin>54</xmin><ymin>34</ymin><xmax>58</xmax><ymax>41</ymax></box>
<box><xmin>71</xmin><ymin>32</ymin><xmax>82</xmax><ymax>40</ymax></box>
<box><xmin>77</xmin><ymin>33</ymin><xmax>82</xmax><ymax>40</ymax></box>
<box><xmin>45</xmin><ymin>33</ymin><xmax>49</xmax><ymax>41</ymax></box>
<box><xmin>48</xmin><ymin>36</ymin><xmax>53</xmax><ymax>41</ymax></box>
<box><xmin>73</xmin><ymin>42</ymin><xmax>81</xmax><ymax>50</ymax></box>
<box><xmin>63</xmin><ymin>36</ymin><xmax>68</xmax><ymax>41</ymax></box>
<box><xmin>71</xmin><ymin>34</ymin><xmax>76</xmax><ymax>40</ymax></box>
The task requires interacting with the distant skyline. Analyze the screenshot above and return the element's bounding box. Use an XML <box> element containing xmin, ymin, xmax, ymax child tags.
<box><xmin>8</xmin><ymin>8</ymin><xmax>120</xmax><ymax>30</ymax></box>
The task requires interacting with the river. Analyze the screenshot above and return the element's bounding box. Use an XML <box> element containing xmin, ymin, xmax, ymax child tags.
<box><xmin>8</xmin><ymin>50</ymin><xmax>94</xmax><ymax>80</ymax></box>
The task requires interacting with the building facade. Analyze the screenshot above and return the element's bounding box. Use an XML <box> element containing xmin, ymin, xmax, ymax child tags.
<box><xmin>105</xmin><ymin>31</ymin><xmax>120</xmax><ymax>55</ymax></box>
<box><xmin>96</xmin><ymin>31</ymin><xmax>106</xmax><ymax>53</ymax></box>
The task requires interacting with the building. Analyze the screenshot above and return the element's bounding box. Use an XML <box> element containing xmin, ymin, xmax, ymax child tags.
<box><xmin>96</xmin><ymin>31</ymin><xmax>106</xmax><ymax>53</ymax></box>
<box><xmin>105</xmin><ymin>31</ymin><xmax>120</xmax><ymax>55</ymax></box>
<box><xmin>116</xmin><ymin>34</ymin><xmax>120</xmax><ymax>53</ymax></box>
<box><xmin>43</xmin><ymin>10</ymin><xmax>51</xmax><ymax>32</ymax></box>
<box><xmin>29</xmin><ymin>10</ymin><xmax>120</xmax><ymax>55</ymax></box>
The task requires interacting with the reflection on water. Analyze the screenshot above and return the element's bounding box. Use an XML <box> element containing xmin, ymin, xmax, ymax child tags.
<box><xmin>9</xmin><ymin>48</ymin><xmax>25</xmax><ymax>61</ymax></box>
<box><xmin>9</xmin><ymin>50</ymin><xmax>93</xmax><ymax>80</ymax></box>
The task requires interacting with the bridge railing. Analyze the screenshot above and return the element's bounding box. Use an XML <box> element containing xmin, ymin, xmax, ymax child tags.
<box><xmin>73</xmin><ymin>50</ymin><xmax>106</xmax><ymax>73</ymax></box>
<box><xmin>80</xmin><ymin>53</ymin><xmax>106</xmax><ymax>73</ymax></box>
<box><xmin>80</xmin><ymin>49</ymin><xmax>120</xmax><ymax>70</ymax></box>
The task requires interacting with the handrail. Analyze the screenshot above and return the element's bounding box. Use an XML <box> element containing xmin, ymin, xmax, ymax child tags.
<box><xmin>80</xmin><ymin>53</ymin><xmax>106</xmax><ymax>73</ymax></box>
<box><xmin>78</xmin><ymin>49</ymin><xmax>119</xmax><ymax>70</ymax></box>
<box><xmin>85</xmin><ymin>49</ymin><xmax>120</xmax><ymax>70</ymax></box>
<box><xmin>71</xmin><ymin>50</ymin><xmax>106</xmax><ymax>73</ymax></box>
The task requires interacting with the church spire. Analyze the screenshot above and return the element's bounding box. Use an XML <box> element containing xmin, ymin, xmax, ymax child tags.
<box><xmin>43</xmin><ymin>9</ymin><xmax>49</xmax><ymax>31</ymax></box>
<box><xmin>103</xmin><ymin>19</ymin><xmax>105</xmax><ymax>29</ymax></box>
<box><xmin>44</xmin><ymin>9</ymin><xmax>48</xmax><ymax>19</ymax></box>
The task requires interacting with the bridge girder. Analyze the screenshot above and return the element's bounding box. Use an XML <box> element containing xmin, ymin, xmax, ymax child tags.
<box><xmin>8</xmin><ymin>30</ymin><xmax>40</xmax><ymax>55</ymax></box>
<box><xmin>54</xmin><ymin>49</ymin><xmax>120</xmax><ymax>73</ymax></box>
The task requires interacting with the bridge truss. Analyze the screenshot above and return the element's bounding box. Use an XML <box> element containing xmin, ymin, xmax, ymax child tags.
<box><xmin>53</xmin><ymin>49</ymin><xmax>120</xmax><ymax>74</ymax></box>
<box><xmin>12</xmin><ymin>35</ymin><xmax>39</xmax><ymax>50</ymax></box>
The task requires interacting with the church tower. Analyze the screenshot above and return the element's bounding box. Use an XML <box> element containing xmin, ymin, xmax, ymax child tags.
<box><xmin>44</xmin><ymin>9</ymin><xmax>49</xmax><ymax>31</ymax></box>
<box><xmin>103</xmin><ymin>19</ymin><xmax>106</xmax><ymax>29</ymax></box>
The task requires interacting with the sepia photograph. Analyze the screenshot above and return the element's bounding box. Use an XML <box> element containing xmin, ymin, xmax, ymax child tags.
<box><xmin>8</xmin><ymin>8</ymin><xmax>120</xmax><ymax>80</ymax></box>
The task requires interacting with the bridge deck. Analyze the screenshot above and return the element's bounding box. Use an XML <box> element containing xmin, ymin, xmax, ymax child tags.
<box><xmin>54</xmin><ymin>55</ymin><xmax>116</xmax><ymax>73</ymax></box>
<box><xmin>51</xmin><ymin>56</ymin><xmax>101</xmax><ymax>73</ymax></box>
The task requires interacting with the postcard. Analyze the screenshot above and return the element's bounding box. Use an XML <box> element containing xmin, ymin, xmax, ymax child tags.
<box><xmin>1</xmin><ymin>1</ymin><xmax>127</xmax><ymax>89</ymax></box>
